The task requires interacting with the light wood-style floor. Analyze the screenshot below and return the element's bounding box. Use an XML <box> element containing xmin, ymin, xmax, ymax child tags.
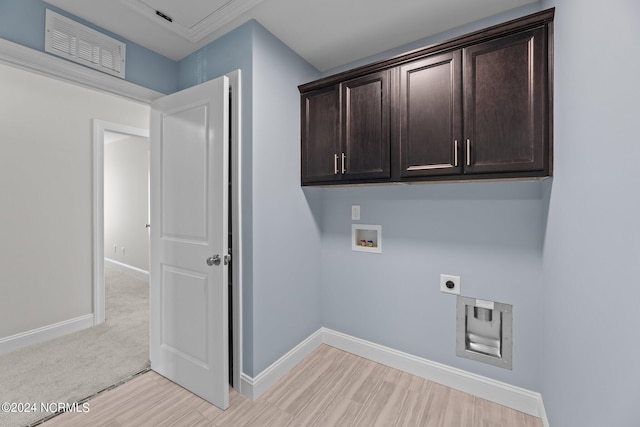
<box><xmin>42</xmin><ymin>345</ymin><xmax>542</xmax><ymax>427</ymax></box>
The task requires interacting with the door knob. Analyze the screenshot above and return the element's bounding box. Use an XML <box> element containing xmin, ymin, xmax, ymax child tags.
<box><xmin>207</xmin><ymin>255</ymin><xmax>221</xmax><ymax>266</ymax></box>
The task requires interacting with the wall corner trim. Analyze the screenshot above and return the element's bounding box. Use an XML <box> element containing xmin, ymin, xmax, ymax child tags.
<box><xmin>240</xmin><ymin>327</ymin><xmax>549</xmax><ymax>425</ymax></box>
<box><xmin>0</xmin><ymin>314</ymin><xmax>94</xmax><ymax>356</ymax></box>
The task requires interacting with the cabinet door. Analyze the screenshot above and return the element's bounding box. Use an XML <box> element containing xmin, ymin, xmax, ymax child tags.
<box><xmin>301</xmin><ymin>86</ymin><xmax>341</xmax><ymax>184</ymax></box>
<box><xmin>399</xmin><ymin>51</ymin><xmax>462</xmax><ymax>178</ymax></box>
<box><xmin>341</xmin><ymin>71</ymin><xmax>391</xmax><ymax>181</ymax></box>
<box><xmin>464</xmin><ymin>27</ymin><xmax>548</xmax><ymax>174</ymax></box>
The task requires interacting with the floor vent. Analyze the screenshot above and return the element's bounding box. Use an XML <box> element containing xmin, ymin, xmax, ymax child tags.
<box><xmin>45</xmin><ymin>9</ymin><xmax>126</xmax><ymax>79</ymax></box>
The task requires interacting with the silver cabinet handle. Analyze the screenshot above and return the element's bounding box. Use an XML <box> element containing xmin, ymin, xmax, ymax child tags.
<box><xmin>454</xmin><ymin>140</ymin><xmax>458</xmax><ymax>167</ymax></box>
<box><xmin>341</xmin><ymin>152</ymin><xmax>346</xmax><ymax>174</ymax></box>
<box><xmin>466</xmin><ymin>139</ymin><xmax>471</xmax><ymax>167</ymax></box>
<box><xmin>334</xmin><ymin>154</ymin><xmax>338</xmax><ymax>175</ymax></box>
<box><xmin>207</xmin><ymin>255</ymin><xmax>221</xmax><ymax>266</ymax></box>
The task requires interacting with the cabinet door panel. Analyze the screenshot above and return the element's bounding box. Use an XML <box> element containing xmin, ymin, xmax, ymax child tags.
<box><xmin>399</xmin><ymin>51</ymin><xmax>462</xmax><ymax>177</ymax></box>
<box><xmin>342</xmin><ymin>71</ymin><xmax>390</xmax><ymax>180</ymax></box>
<box><xmin>464</xmin><ymin>27</ymin><xmax>547</xmax><ymax>174</ymax></box>
<box><xmin>301</xmin><ymin>86</ymin><xmax>340</xmax><ymax>184</ymax></box>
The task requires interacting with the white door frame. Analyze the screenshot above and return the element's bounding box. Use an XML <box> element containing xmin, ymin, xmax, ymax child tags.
<box><xmin>0</xmin><ymin>42</ymin><xmax>242</xmax><ymax>390</ymax></box>
<box><xmin>227</xmin><ymin>70</ymin><xmax>243</xmax><ymax>390</ymax></box>
<box><xmin>92</xmin><ymin>120</ymin><xmax>150</xmax><ymax>326</ymax></box>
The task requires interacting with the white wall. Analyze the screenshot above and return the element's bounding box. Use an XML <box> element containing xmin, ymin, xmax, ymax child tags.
<box><xmin>104</xmin><ymin>134</ymin><xmax>149</xmax><ymax>271</ymax></box>
<box><xmin>0</xmin><ymin>63</ymin><xmax>149</xmax><ymax>338</ymax></box>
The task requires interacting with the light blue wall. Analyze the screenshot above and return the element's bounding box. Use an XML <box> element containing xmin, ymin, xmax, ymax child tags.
<box><xmin>0</xmin><ymin>0</ymin><xmax>178</xmax><ymax>94</ymax></box>
<box><xmin>177</xmin><ymin>23</ymin><xmax>253</xmax><ymax>91</ymax></box>
<box><xmin>318</xmin><ymin>3</ymin><xmax>549</xmax><ymax>392</ymax></box>
<box><xmin>250</xmin><ymin>23</ymin><xmax>323</xmax><ymax>374</ymax></box>
<box><xmin>178</xmin><ymin>21</ymin><xmax>257</xmax><ymax>375</ymax></box>
<box><xmin>321</xmin><ymin>182</ymin><xmax>547</xmax><ymax>389</ymax></box>
<box><xmin>178</xmin><ymin>21</ymin><xmax>323</xmax><ymax>376</ymax></box>
<box><xmin>539</xmin><ymin>0</ymin><xmax>640</xmax><ymax>426</ymax></box>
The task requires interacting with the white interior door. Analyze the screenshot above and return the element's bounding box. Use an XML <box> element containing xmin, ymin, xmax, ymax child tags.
<box><xmin>149</xmin><ymin>76</ymin><xmax>229</xmax><ymax>409</ymax></box>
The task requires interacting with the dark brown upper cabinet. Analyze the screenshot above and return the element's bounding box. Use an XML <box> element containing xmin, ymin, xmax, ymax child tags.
<box><xmin>341</xmin><ymin>71</ymin><xmax>391</xmax><ymax>181</ymax></box>
<box><xmin>300</xmin><ymin>71</ymin><xmax>391</xmax><ymax>185</ymax></box>
<box><xmin>399</xmin><ymin>51</ymin><xmax>462</xmax><ymax>178</ymax></box>
<box><xmin>463</xmin><ymin>27</ymin><xmax>548</xmax><ymax>175</ymax></box>
<box><xmin>299</xmin><ymin>8</ymin><xmax>554</xmax><ymax>186</ymax></box>
<box><xmin>300</xmin><ymin>85</ymin><xmax>341</xmax><ymax>184</ymax></box>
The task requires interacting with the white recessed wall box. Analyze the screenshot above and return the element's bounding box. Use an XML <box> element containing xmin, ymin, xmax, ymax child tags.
<box><xmin>456</xmin><ymin>296</ymin><xmax>513</xmax><ymax>370</ymax></box>
<box><xmin>352</xmin><ymin>224</ymin><xmax>381</xmax><ymax>253</ymax></box>
<box><xmin>45</xmin><ymin>9</ymin><xmax>126</xmax><ymax>79</ymax></box>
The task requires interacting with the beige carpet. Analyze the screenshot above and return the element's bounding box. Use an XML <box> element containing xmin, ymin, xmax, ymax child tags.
<box><xmin>0</xmin><ymin>268</ymin><xmax>149</xmax><ymax>427</ymax></box>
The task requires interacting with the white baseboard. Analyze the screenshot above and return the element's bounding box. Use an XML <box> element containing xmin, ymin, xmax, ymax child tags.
<box><xmin>321</xmin><ymin>328</ymin><xmax>547</xmax><ymax>421</ymax></box>
<box><xmin>0</xmin><ymin>314</ymin><xmax>94</xmax><ymax>356</ymax></box>
<box><xmin>241</xmin><ymin>327</ymin><xmax>549</xmax><ymax>426</ymax></box>
<box><xmin>104</xmin><ymin>258</ymin><xmax>149</xmax><ymax>281</ymax></box>
<box><xmin>240</xmin><ymin>328</ymin><xmax>324</xmax><ymax>400</ymax></box>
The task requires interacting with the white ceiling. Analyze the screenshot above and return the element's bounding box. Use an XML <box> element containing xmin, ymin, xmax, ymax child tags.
<box><xmin>44</xmin><ymin>0</ymin><xmax>538</xmax><ymax>72</ymax></box>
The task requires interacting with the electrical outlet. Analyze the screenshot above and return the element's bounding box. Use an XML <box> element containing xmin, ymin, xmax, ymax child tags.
<box><xmin>440</xmin><ymin>274</ymin><xmax>460</xmax><ymax>295</ymax></box>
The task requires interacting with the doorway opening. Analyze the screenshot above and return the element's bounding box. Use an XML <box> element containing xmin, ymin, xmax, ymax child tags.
<box><xmin>103</xmin><ymin>130</ymin><xmax>150</xmax><ymax>281</ymax></box>
<box><xmin>93</xmin><ymin>121</ymin><xmax>149</xmax><ymax>326</ymax></box>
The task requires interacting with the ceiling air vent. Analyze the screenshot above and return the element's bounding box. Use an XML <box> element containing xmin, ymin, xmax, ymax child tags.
<box><xmin>45</xmin><ymin>9</ymin><xmax>126</xmax><ymax>79</ymax></box>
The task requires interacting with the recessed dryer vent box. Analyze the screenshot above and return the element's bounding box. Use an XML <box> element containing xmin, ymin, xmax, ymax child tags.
<box><xmin>456</xmin><ymin>296</ymin><xmax>512</xmax><ymax>370</ymax></box>
<box><xmin>352</xmin><ymin>224</ymin><xmax>381</xmax><ymax>253</ymax></box>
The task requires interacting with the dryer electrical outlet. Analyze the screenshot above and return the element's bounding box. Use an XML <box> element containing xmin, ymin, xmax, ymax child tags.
<box><xmin>440</xmin><ymin>274</ymin><xmax>460</xmax><ymax>295</ymax></box>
